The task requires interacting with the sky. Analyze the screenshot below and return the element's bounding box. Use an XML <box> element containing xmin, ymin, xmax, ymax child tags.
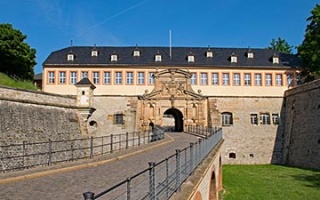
<box><xmin>1</xmin><ymin>0</ymin><xmax>319</xmax><ymax>74</ymax></box>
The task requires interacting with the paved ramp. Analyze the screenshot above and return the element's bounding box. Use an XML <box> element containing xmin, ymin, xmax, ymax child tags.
<box><xmin>0</xmin><ymin>133</ymin><xmax>199</xmax><ymax>200</ymax></box>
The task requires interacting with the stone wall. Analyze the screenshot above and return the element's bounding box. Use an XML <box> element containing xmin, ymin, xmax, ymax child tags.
<box><xmin>87</xmin><ymin>96</ymin><xmax>138</xmax><ymax>136</ymax></box>
<box><xmin>209</xmin><ymin>96</ymin><xmax>284</xmax><ymax>164</ymax></box>
<box><xmin>282</xmin><ymin>79</ymin><xmax>320</xmax><ymax>170</ymax></box>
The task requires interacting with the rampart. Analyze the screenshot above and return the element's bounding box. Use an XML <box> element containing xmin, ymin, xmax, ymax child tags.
<box><xmin>283</xmin><ymin>79</ymin><xmax>320</xmax><ymax>170</ymax></box>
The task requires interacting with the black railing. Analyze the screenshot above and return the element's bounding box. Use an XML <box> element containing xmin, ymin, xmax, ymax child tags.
<box><xmin>83</xmin><ymin>127</ymin><xmax>222</xmax><ymax>200</ymax></box>
<box><xmin>186</xmin><ymin>125</ymin><xmax>220</xmax><ymax>137</ymax></box>
<box><xmin>0</xmin><ymin>128</ymin><xmax>165</xmax><ymax>173</ymax></box>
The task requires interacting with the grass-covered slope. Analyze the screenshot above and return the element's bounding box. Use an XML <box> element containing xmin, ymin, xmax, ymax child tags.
<box><xmin>0</xmin><ymin>72</ymin><xmax>37</xmax><ymax>90</ymax></box>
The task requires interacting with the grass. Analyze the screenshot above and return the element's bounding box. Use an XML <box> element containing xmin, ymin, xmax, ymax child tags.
<box><xmin>222</xmin><ymin>165</ymin><xmax>320</xmax><ymax>200</ymax></box>
<box><xmin>0</xmin><ymin>72</ymin><xmax>37</xmax><ymax>90</ymax></box>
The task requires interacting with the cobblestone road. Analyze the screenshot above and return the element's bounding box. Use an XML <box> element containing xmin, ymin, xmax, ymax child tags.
<box><xmin>0</xmin><ymin>133</ymin><xmax>199</xmax><ymax>200</ymax></box>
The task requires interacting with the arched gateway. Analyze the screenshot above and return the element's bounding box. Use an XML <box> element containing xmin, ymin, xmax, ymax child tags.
<box><xmin>137</xmin><ymin>69</ymin><xmax>208</xmax><ymax>132</ymax></box>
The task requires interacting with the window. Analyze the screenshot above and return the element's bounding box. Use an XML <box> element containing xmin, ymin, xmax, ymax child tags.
<box><xmin>260</xmin><ymin>113</ymin><xmax>270</xmax><ymax>124</ymax></box>
<box><xmin>273</xmin><ymin>56</ymin><xmax>279</xmax><ymax>64</ymax></box>
<box><xmin>70</xmin><ymin>72</ymin><xmax>77</xmax><ymax>84</ymax></box>
<box><xmin>133</xmin><ymin>50</ymin><xmax>140</xmax><ymax>57</ymax></box>
<box><xmin>206</xmin><ymin>51</ymin><xmax>213</xmax><ymax>58</ymax></box>
<box><xmin>137</xmin><ymin>72</ymin><xmax>145</xmax><ymax>84</ymax></box>
<box><xmin>231</xmin><ymin>54</ymin><xmax>237</xmax><ymax>63</ymax></box>
<box><xmin>59</xmin><ymin>71</ymin><xmax>66</xmax><ymax>84</ymax></box>
<box><xmin>255</xmin><ymin>74</ymin><xmax>262</xmax><ymax>86</ymax></box>
<box><xmin>126</xmin><ymin>72</ymin><xmax>133</xmax><ymax>85</ymax></box>
<box><xmin>250</xmin><ymin>114</ymin><xmax>258</xmax><ymax>125</ymax></box>
<box><xmin>247</xmin><ymin>52</ymin><xmax>254</xmax><ymax>59</ymax></box>
<box><xmin>233</xmin><ymin>73</ymin><xmax>240</xmax><ymax>86</ymax></box>
<box><xmin>191</xmin><ymin>73</ymin><xmax>197</xmax><ymax>85</ymax></box>
<box><xmin>149</xmin><ymin>72</ymin><xmax>155</xmax><ymax>84</ymax></box>
<box><xmin>115</xmin><ymin>72</ymin><xmax>122</xmax><ymax>84</ymax></box>
<box><xmin>200</xmin><ymin>73</ymin><xmax>208</xmax><ymax>85</ymax></box>
<box><xmin>287</xmin><ymin>74</ymin><xmax>293</xmax><ymax>86</ymax></box>
<box><xmin>67</xmin><ymin>54</ymin><xmax>74</xmax><ymax>61</ymax></box>
<box><xmin>81</xmin><ymin>71</ymin><xmax>88</xmax><ymax>79</ymax></box>
<box><xmin>272</xmin><ymin>114</ymin><xmax>279</xmax><ymax>124</ymax></box>
<box><xmin>266</xmin><ymin>74</ymin><xmax>272</xmax><ymax>86</ymax></box>
<box><xmin>93</xmin><ymin>72</ymin><xmax>99</xmax><ymax>84</ymax></box>
<box><xmin>103</xmin><ymin>72</ymin><xmax>111</xmax><ymax>84</ymax></box>
<box><xmin>244</xmin><ymin>73</ymin><xmax>251</xmax><ymax>86</ymax></box>
<box><xmin>276</xmin><ymin>74</ymin><xmax>282</xmax><ymax>86</ymax></box>
<box><xmin>223</xmin><ymin>73</ymin><xmax>229</xmax><ymax>85</ymax></box>
<box><xmin>111</xmin><ymin>54</ymin><xmax>118</xmax><ymax>62</ymax></box>
<box><xmin>113</xmin><ymin>114</ymin><xmax>124</xmax><ymax>124</ymax></box>
<box><xmin>221</xmin><ymin>112</ymin><xmax>233</xmax><ymax>126</ymax></box>
<box><xmin>48</xmin><ymin>71</ymin><xmax>55</xmax><ymax>84</ymax></box>
<box><xmin>212</xmin><ymin>73</ymin><xmax>219</xmax><ymax>85</ymax></box>
<box><xmin>229</xmin><ymin>152</ymin><xmax>236</xmax><ymax>159</ymax></box>
<box><xmin>91</xmin><ymin>50</ymin><xmax>98</xmax><ymax>57</ymax></box>
<box><xmin>188</xmin><ymin>55</ymin><xmax>195</xmax><ymax>62</ymax></box>
<box><xmin>155</xmin><ymin>54</ymin><xmax>162</xmax><ymax>62</ymax></box>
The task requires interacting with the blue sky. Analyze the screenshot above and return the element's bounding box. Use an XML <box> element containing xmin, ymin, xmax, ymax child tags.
<box><xmin>1</xmin><ymin>0</ymin><xmax>318</xmax><ymax>74</ymax></box>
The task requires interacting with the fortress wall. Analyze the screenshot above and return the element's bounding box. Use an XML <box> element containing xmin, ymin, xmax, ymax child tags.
<box><xmin>283</xmin><ymin>79</ymin><xmax>320</xmax><ymax>170</ymax></box>
<box><xmin>208</xmin><ymin>96</ymin><xmax>284</xmax><ymax>164</ymax></box>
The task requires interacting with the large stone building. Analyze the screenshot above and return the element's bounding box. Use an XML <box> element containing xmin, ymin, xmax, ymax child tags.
<box><xmin>42</xmin><ymin>46</ymin><xmax>302</xmax><ymax>164</ymax></box>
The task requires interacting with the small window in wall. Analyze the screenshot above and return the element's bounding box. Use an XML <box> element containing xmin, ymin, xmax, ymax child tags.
<box><xmin>114</xmin><ymin>114</ymin><xmax>124</xmax><ymax>124</ymax></box>
<box><xmin>222</xmin><ymin>112</ymin><xmax>233</xmax><ymax>126</ymax></box>
<box><xmin>111</xmin><ymin>54</ymin><xmax>118</xmax><ymax>62</ymax></box>
<box><xmin>272</xmin><ymin>113</ymin><xmax>279</xmax><ymax>125</ymax></box>
<box><xmin>155</xmin><ymin>54</ymin><xmax>162</xmax><ymax>62</ymax></box>
<box><xmin>67</xmin><ymin>53</ymin><xmax>74</xmax><ymax>61</ymax></box>
<box><xmin>82</xmin><ymin>91</ymin><xmax>85</xmax><ymax>95</ymax></box>
<box><xmin>250</xmin><ymin>114</ymin><xmax>258</xmax><ymax>125</ymax></box>
<box><xmin>229</xmin><ymin>152</ymin><xmax>236</xmax><ymax>159</ymax></box>
<box><xmin>260</xmin><ymin>113</ymin><xmax>270</xmax><ymax>125</ymax></box>
<box><xmin>89</xmin><ymin>121</ymin><xmax>98</xmax><ymax>127</ymax></box>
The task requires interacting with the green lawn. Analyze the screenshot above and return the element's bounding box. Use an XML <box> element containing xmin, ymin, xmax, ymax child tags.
<box><xmin>0</xmin><ymin>72</ymin><xmax>37</xmax><ymax>90</ymax></box>
<box><xmin>222</xmin><ymin>165</ymin><xmax>320</xmax><ymax>200</ymax></box>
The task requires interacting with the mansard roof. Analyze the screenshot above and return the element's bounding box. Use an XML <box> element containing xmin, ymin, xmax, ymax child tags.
<box><xmin>43</xmin><ymin>46</ymin><xmax>302</xmax><ymax>69</ymax></box>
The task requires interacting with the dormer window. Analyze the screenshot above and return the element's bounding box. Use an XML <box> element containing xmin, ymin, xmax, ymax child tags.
<box><xmin>91</xmin><ymin>49</ymin><xmax>98</xmax><ymax>57</ymax></box>
<box><xmin>247</xmin><ymin>51</ymin><xmax>254</xmax><ymax>59</ymax></box>
<box><xmin>133</xmin><ymin>50</ymin><xmax>140</xmax><ymax>57</ymax></box>
<box><xmin>188</xmin><ymin>54</ymin><xmax>195</xmax><ymax>62</ymax></box>
<box><xmin>272</xmin><ymin>54</ymin><xmax>279</xmax><ymax>64</ymax></box>
<box><xmin>206</xmin><ymin>51</ymin><xmax>213</xmax><ymax>58</ymax></box>
<box><xmin>67</xmin><ymin>53</ymin><xmax>74</xmax><ymax>61</ymax></box>
<box><xmin>111</xmin><ymin>54</ymin><xmax>118</xmax><ymax>62</ymax></box>
<box><xmin>230</xmin><ymin>53</ymin><xmax>237</xmax><ymax>63</ymax></box>
<box><xmin>155</xmin><ymin>54</ymin><xmax>162</xmax><ymax>62</ymax></box>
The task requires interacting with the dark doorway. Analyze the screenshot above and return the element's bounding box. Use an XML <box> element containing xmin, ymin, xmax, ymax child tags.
<box><xmin>163</xmin><ymin>108</ymin><xmax>184</xmax><ymax>132</ymax></box>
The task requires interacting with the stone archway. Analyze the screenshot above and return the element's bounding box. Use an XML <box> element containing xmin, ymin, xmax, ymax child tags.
<box><xmin>209</xmin><ymin>171</ymin><xmax>217</xmax><ymax>200</ymax></box>
<box><xmin>163</xmin><ymin>108</ymin><xmax>184</xmax><ymax>132</ymax></box>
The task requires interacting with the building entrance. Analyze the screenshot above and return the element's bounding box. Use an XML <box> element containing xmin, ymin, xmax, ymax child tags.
<box><xmin>163</xmin><ymin>108</ymin><xmax>184</xmax><ymax>132</ymax></box>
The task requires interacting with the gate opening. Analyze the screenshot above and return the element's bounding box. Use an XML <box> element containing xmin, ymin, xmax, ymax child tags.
<box><xmin>163</xmin><ymin>108</ymin><xmax>184</xmax><ymax>132</ymax></box>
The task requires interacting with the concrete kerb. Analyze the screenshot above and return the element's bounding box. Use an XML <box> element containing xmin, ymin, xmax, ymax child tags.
<box><xmin>0</xmin><ymin>133</ymin><xmax>175</xmax><ymax>185</ymax></box>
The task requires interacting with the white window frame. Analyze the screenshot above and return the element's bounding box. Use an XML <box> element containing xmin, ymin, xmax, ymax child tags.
<box><xmin>200</xmin><ymin>73</ymin><xmax>207</xmax><ymax>85</ymax></box>
<box><xmin>115</xmin><ymin>72</ymin><xmax>122</xmax><ymax>84</ymax></box>
<box><xmin>59</xmin><ymin>71</ymin><xmax>66</xmax><ymax>84</ymax></box>
<box><xmin>149</xmin><ymin>72</ymin><xmax>155</xmax><ymax>84</ymax></box>
<box><xmin>91</xmin><ymin>50</ymin><xmax>98</xmax><ymax>57</ymax></box>
<box><xmin>67</xmin><ymin>54</ymin><xmax>74</xmax><ymax>61</ymax></box>
<box><xmin>155</xmin><ymin>55</ymin><xmax>162</xmax><ymax>62</ymax></box>
<box><xmin>111</xmin><ymin>54</ymin><xmax>118</xmax><ymax>62</ymax></box>
<box><xmin>260</xmin><ymin>113</ymin><xmax>271</xmax><ymax>125</ymax></box>
<box><xmin>93</xmin><ymin>72</ymin><xmax>99</xmax><ymax>84</ymax></box>
<box><xmin>247</xmin><ymin>52</ymin><xmax>254</xmax><ymax>58</ymax></box>
<box><xmin>244</xmin><ymin>73</ymin><xmax>251</xmax><ymax>86</ymax></box>
<box><xmin>70</xmin><ymin>72</ymin><xmax>77</xmax><ymax>84</ymax></box>
<box><xmin>191</xmin><ymin>73</ymin><xmax>197</xmax><ymax>85</ymax></box>
<box><xmin>104</xmin><ymin>72</ymin><xmax>111</xmax><ymax>84</ymax></box>
<box><xmin>276</xmin><ymin>74</ymin><xmax>282</xmax><ymax>86</ymax></box>
<box><xmin>266</xmin><ymin>74</ymin><xmax>272</xmax><ymax>86</ymax></box>
<box><xmin>250</xmin><ymin>114</ymin><xmax>258</xmax><ymax>125</ymax></box>
<box><xmin>126</xmin><ymin>72</ymin><xmax>133</xmax><ymax>85</ymax></box>
<box><xmin>255</xmin><ymin>74</ymin><xmax>261</xmax><ymax>86</ymax></box>
<box><xmin>222</xmin><ymin>112</ymin><xmax>233</xmax><ymax>126</ymax></box>
<box><xmin>212</xmin><ymin>73</ymin><xmax>219</xmax><ymax>85</ymax></box>
<box><xmin>48</xmin><ymin>71</ymin><xmax>55</xmax><ymax>84</ymax></box>
<box><xmin>234</xmin><ymin>73</ymin><xmax>240</xmax><ymax>86</ymax></box>
<box><xmin>223</xmin><ymin>73</ymin><xmax>229</xmax><ymax>85</ymax></box>
<box><xmin>188</xmin><ymin>55</ymin><xmax>195</xmax><ymax>62</ymax></box>
<box><xmin>272</xmin><ymin>113</ymin><xmax>279</xmax><ymax>125</ymax></box>
<box><xmin>206</xmin><ymin>51</ymin><xmax>213</xmax><ymax>58</ymax></box>
<box><xmin>231</xmin><ymin>56</ymin><xmax>237</xmax><ymax>63</ymax></box>
<box><xmin>133</xmin><ymin>50</ymin><xmax>140</xmax><ymax>57</ymax></box>
<box><xmin>137</xmin><ymin>72</ymin><xmax>145</xmax><ymax>84</ymax></box>
<box><xmin>273</xmin><ymin>57</ymin><xmax>279</xmax><ymax>64</ymax></box>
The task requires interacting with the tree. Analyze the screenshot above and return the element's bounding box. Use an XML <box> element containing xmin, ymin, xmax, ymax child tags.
<box><xmin>297</xmin><ymin>4</ymin><xmax>320</xmax><ymax>81</ymax></box>
<box><xmin>0</xmin><ymin>23</ymin><xmax>36</xmax><ymax>81</ymax></box>
<box><xmin>267</xmin><ymin>37</ymin><xmax>293</xmax><ymax>54</ymax></box>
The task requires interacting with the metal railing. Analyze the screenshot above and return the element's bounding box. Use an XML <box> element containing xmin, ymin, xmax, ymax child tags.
<box><xmin>83</xmin><ymin>127</ymin><xmax>222</xmax><ymax>200</ymax></box>
<box><xmin>0</xmin><ymin>128</ymin><xmax>164</xmax><ymax>173</ymax></box>
<box><xmin>186</xmin><ymin>125</ymin><xmax>220</xmax><ymax>137</ymax></box>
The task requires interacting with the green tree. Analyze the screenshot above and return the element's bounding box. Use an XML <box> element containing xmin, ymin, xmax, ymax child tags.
<box><xmin>267</xmin><ymin>37</ymin><xmax>293</xmax><ymax>54</ymax></box>
<box><xmin>0</xmin><ymin>23</ymin><xmax>36</xmax><ymax>81</ymax></box>
<box><xmin>297</xmin><ymin>4</ymin><xmax>320</xmax><ymax>81</ymax></box>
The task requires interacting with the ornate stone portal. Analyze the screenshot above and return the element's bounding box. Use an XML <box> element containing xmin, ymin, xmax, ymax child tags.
<box><xmin>137</xmin><ymin>69</ymin><xmax>208</xmax><ymax>131</ymax></box>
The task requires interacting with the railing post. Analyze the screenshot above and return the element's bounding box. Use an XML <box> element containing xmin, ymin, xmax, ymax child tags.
<box><xmin>149</xmin><ymin>162</ymin><xmax>156</xmax><ymax>200</ymax></box>
<box><xmin>90</xmin><ymin>137</ymin><xmax>93</xmax><ymax>159</ymax></box>
<box><xmin>190</xmin><ymin>143</ymin><xmax>194</xmax><ymax>174</ymax></box>
<box><xmin>110</xmin><ymin>134</ymin><xmax>113</xmax><ymax>153</ymax></box>
<box><xmin>175</xmin><ymin>149</ymin><xmax>181</xmax><ymax>191</ymax></box>
<box><xmin>165</xmin><ymin>157</ymin><xmax>169</xmax><ymax>199</ymax></box>
<box><xmin>48</xmin><ymin>140</ymin><xmax>52</xmax><ymax>166</ymax></box>
<box><xmin>127</xmin><ymin>178</ymin><xmax>131</xmax><ymax>200</ymax></box>
<box><xmin>198</xmin><ymin>138</ymin><xmax>202</xmax><ymax>163</ymax></box>
<box><xmin>83</xmin><ymin>191</ymin><xmax>95</xmax><ymax>200</ymax></box>
<box><xmin>138</xmin><ymin>131</ymin><xmax>141</xmax><ymax>146</ymax></box>
<box><xmin>126</xmin><ymin>132</ymin><xmax>129</xmax><ymax>149</ymax></box>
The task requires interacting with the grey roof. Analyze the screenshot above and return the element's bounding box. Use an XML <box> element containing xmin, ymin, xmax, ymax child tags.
<box><xmin>43</xmin><ymin>46</ymin><xmax>302</xmax><ymax>69</ymax></box>
<box><xmin>75</xmin><ymin>77</ymin><xmax>96</xmax><ymax>89</ymax></box>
